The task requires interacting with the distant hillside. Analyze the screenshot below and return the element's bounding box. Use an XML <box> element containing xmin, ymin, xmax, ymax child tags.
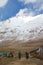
<box><xmin>0</xmin><ymin>14</ymin><xmax>43</xmax><ymax>43</ymax></box>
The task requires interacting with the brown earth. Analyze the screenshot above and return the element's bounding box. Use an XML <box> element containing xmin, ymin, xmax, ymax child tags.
<box><xmin>0</xmin><ymin>39</ymin><xmax>43</xmax><ymax>65</ymax></box>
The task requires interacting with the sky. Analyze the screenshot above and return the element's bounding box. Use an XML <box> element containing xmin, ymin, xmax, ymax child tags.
<box><xmin>0</xmin><ymin>0</ymin><xmax>43</xmax><ymax>21</ymax></box>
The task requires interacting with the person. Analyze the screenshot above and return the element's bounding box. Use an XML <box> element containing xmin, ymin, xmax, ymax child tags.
<box><xmin>8</xmin><ymin>52</ymin><xmax>13</xmax><ymax>57</ymax></box>
<box><xmin>25</xmin><ymin>52</ymin><xmax>29</xmax><ymax>59</ymax></box>
<box><xmin>18</xmin><ymin>52</ymin><xmax>21</xmax><ymax>59</ymax></box>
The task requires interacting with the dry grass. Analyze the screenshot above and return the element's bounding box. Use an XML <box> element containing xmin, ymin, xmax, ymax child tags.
<box><xmin>0</xmin><ymin>39</ymin><xmax>43</xmax><ymax>65</ymax></box>
<box><xmin>0</xmin><ymin>57</ymin><xmax>43</xmax><ymax>65</ymax></box>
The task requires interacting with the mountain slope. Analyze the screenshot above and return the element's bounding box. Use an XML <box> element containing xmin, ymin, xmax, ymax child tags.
<box><xmin>0</xmin><ymin>14</ymin><xmax>43</xmax><ymax>42</ymax></box>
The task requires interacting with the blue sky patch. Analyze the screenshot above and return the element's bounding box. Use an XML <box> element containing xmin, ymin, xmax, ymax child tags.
<box><xmin>0</xmin><ymin>0</ymin><xmax>43</xmax><ymax>21</ymax></box>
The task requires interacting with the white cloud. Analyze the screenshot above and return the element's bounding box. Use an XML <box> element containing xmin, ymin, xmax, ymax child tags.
<box><xmin>18</xmin><ymin>0</ymin><xmax>43</xmax><ymax>16</ymax></box>
<box><xmin>16</xmin><ymin>8</ymin><xmax>35</xmax><ymax>17</ymax></box>
<box><xmin>40</xmin><ymin>4</ymin><xmax>43</xmax><ymax>10</ymax></box>
<box><xmin>19</xmin><ymin>0</ymin><xmax>38</xmax><ymax>4</ymax></box>
<box><xmin>34</xmin><ymin>3</ymin><xmax>43</xmax><ymax>13</ymax></box>
<box><xmin>19</xmin><ymin>0</ymin><xmax>43</xmax><ymax>4</ymax></box>
<box><xmin>0</xmin><ymin>0</ymin><xmax>8</xmax><ymax>7</ymax></box>
<box><xmin>16</xmin><ymin>8</ymin><xmax>28</xmax><ymax>16</ymax></box>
